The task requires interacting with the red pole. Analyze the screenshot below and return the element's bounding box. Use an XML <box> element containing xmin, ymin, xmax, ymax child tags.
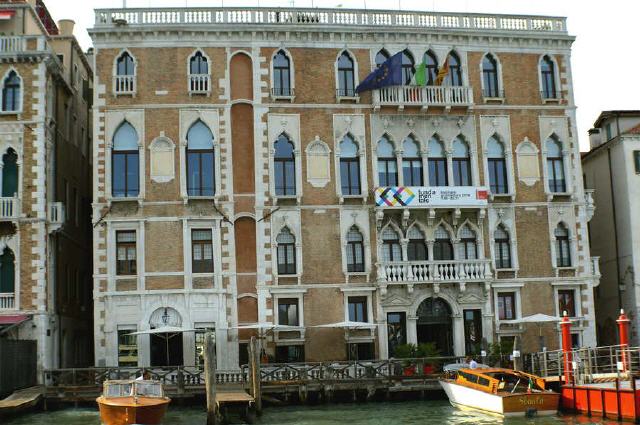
<box><xmin>617</xmin><ymin>309</ymin><xmax>630</xmax><ymax>373</ymax></box>
<box><xmin>561</xmin><ymin>310</ymin><xmax>573</xmax><ymax>385</ymax></box>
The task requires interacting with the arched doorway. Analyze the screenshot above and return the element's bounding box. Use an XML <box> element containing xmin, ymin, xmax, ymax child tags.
<box><xmin>149</xmin><ymin>307</ymin><xmax>184</xmax><ymax>366</ymax></box>
<box><xmin>416</xmin><ymin>298</ymin><xmax>453</xmax><ymax>356</ymax></box>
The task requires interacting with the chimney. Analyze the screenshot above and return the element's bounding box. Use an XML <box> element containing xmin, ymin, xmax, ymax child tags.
<box><xmin>57</xmin><ymin>19</ymin><xmax>75</xmax><ymax>37</ymax></box>
<box><xmin>588</xmin><ymin>128</ymin><xmax>602</xmax><ymax>150</ymax></box>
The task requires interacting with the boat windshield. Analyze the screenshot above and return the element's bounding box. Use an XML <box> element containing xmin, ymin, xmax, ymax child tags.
<box><xmin>104</xmin><ymin>383</ymin><xmax>133</xmax><ymax>398</ymax></box>
<box><xmin>135</xmin><ymin>382</ymin><xmax>163</xmax><ymax>397</ymax></box>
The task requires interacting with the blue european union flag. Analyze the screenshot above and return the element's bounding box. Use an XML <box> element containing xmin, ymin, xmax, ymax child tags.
<box><xmin>355</xmin><ymin>52</ymin><xmax>404</xmax><ymax>94</ymax></box>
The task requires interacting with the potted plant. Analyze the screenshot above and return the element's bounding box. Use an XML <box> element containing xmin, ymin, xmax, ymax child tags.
<box><xmin>417</xmin><ymin>343</ymin><xmax>441</xmax><ymax>375</ymax></box>
<box><xmin>393</xmin><ymin>344</ymin><xmax>418</xmax><ymax>376</ymax></box>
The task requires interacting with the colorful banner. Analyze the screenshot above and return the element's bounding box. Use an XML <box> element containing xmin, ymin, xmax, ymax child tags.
<box><xmin>374</xmin><ymin>187</ymin><xmax>488</xmax><ymax>208</ymax></box>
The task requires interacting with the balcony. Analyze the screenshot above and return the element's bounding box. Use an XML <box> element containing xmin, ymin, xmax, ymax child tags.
<box><xmin>374</xmin><ymin>85</ymin><xmax>473</xmax><ymax>111</ymax></box>
<box><xmin>188</xmin><ymin>74</ymin><xmax>210</xmax><ymax>95</ymax></box>
<box><xmin>0</xmin><ymin>37</ymin><xmax>25</xmax><ymax>53</ymax></box>
<box><xmin>47</xmin><ymin>202</ymin><xmax>64</xmax><ymax>232</ymax></box>
<box><xmin>377</xmin><ymin>259</ymin><xmax>492</xmax><ymax>286</ymax></box>
<box><xmin>113</xmin><ymin>75</ymin><xmax>136</xmax><ymax>95</ymax></box>
<box><xmin>374</xmin><ymin>186</ymin><xmax>488</xmax><ymax>209</ymax></box>
<box><xmin>0</xmin><ymin>293</ymin><xmax>15</xmax><ymax>310</ymax></box>
<box><xmin>0</xmin><ymin>197</ymin><xmax>19</xmax><ymax>220</ymax></box>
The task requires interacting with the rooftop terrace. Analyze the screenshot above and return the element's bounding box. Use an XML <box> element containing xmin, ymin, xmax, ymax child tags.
<box><xmin>93</xmin><ymin>7</ymin><xmax>567</xmax><ymax>35</ymax></box>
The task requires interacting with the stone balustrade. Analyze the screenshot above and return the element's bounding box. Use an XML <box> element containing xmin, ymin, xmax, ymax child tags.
<box><xmin>94</xmin><ymin>7</ymin><xmax>567</xmax><ymax>35</ymax></box>
<box><xmin>377</xmin><ymin>259</ymin><xmax>492</xmax><ymax>284</ymax></box>
<box><xmin>376</xmin><ymin>85</ymin><xmax>473</xmax><ymax>109</ymax></box>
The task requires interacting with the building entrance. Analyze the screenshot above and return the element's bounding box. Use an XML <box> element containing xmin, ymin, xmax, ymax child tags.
<box><xmin>416</xmin><ymin>298</ymin><xmax>453</xmax><ymax>356</ymax></box>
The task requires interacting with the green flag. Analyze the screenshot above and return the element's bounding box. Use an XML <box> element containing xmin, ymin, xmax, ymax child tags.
<box><xmin>412</xmin><ymin>60</ymin><xmax>427</xmax><ymax>86</ymax></box>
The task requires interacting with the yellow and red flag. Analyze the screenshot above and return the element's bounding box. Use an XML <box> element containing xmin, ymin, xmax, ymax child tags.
<box><xmin>435</xmin><ymin>57</ymin><xmax>449</xmax><ymax>86</ymax></box>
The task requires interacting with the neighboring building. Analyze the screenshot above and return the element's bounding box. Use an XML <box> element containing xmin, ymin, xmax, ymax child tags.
<box><xmin>89</xmin><ymin>6</ymin><xmax>599</xmax><ymax>368</ymax></box>
<box><xmin>0</xmin><ymin>0</ymin><xmax>94</xmax><ymax>372</ymax></box>
<box><xmin>583</xmin><ymin>111</ymin><xmax>640</xmax><ymax>345</ymax></box>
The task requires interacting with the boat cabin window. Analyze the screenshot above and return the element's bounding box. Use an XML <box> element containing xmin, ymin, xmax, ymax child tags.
<box><xmin>136</xmin><ymin>382</ymin><xmax>163</xmax><ymax>397</ymax></box>
<box><xmin>105</xmin><ymin>383</ymin><xmax>133</xmax><ymax>397</ymax></box>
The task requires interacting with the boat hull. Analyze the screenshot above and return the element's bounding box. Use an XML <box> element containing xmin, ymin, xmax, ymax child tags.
<box><xmin>97</xmin><ymin>396</ymin><xmax>170</xmax><ymax>425</ymax></box>
<box><xmin>439</xmin><ymin>380</ymin><xmax>559</xmax><ymax>417</ymax></box>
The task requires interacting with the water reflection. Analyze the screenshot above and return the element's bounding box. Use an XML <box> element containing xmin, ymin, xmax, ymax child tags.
<box><xmin>4</xmin><ymin>400</ymin><xmax>621</xmax><ymax>425</ymax></box>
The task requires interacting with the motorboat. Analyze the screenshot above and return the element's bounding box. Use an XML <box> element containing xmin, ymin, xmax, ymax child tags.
<box><xmin>439</xmin><ymin>367</ymin><xmax>559</xmax><ymax>417</ymax></box>
<box><xmin>96</xmin><ymin>379</ymin><xmax>170</xmax><ymax>425</ymax></box>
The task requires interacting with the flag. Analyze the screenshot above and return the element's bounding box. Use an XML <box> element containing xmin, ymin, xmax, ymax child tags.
<box><xmin>411</xmin><ymin>58</ymin><xmax>427</xmax><ymax>86</ymax></box>
<box><xmin>435</xmin><ymin>57</ymin><xmax>449</xmax><ymax>86</ymax></box>
<box><xmin>355</xmin><ymin>52</ymin><xmax>404</xmax><ymax>94</ymax></box>
<box><xmin>527</xmin><ymin>378</ymin><xmax>533</xmax><ymax>393</ymax></box>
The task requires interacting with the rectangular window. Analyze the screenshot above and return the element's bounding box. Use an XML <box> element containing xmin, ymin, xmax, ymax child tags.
<box><xmin>278</xmin><ymin>298</ymin><xmax>299</xmax><ymax>326</ymax></box>
<box><xmin>348</xmin><ymin>296</ymin><xmax>368</xmax><ymax>323</ymax></box>
<box><xmin>340</xmin><ymin>158</ymin><xmax>361</xmax><ymax>195</ymax></box>
<box><xmin>605</xmin><ymin>123</ymin><xmax>612</xmax><ymax>141</ymax></box>
<box><xmin>634</xmin><ymin>151</ymin><xmax>640</xmax><ymax>174</ymax></box>
<box><xmin>558</xmin><ymin>289</ymin><xmax>576</xmax><ymax>317</ymax></box>
<box><xmin>118</xmin><ymin>329</ymin><xmax>138</xmax><ymax>366</ymax></box>
<box><xmin>275</xmin><ymin>345</ymin><xmax>305</xmax><ymax>363</ymax></box>
<box><xmin>238</xmin><ymin>342</ymin><xmax>249</xmax><ymax>366</ymax></box>
<box><xmin>116</xmin><ymin>230</ymin><xmax>137</xmax><ymax>275</ymax></box>
<box><xmin>402</xmin><ymin>159</ymin><xmax>423</xmax><ymax>186</ymax></box>
<box><xmin>488</xmin><ymin>158</ymin><xmax>508</xmax><ymax>194</ymax></box>
<box><xmin>453</xmin><ymin>158</ymin><xmax>472</xmax><ymax>186</ymax></box>
<box><xmin>378</xmin><ymin>158</ymin><xmax>398</xmax><ymax>187</ymax></box>
<box><xmin>192</xmin><ymin>229</ymin><xmax>214</xmax><ymax>273</ymax></box>
<box><xmin>347</xmin><ymin>342</ymin><xmax>374</xmax><ymax>361</ymax></box>
<box><xmin>428</xmin><ymin>158</ymin><xmax>448</xmax><ymax>186</ymax></box>
<box><xmin>463</xmin><ymin>309</ymin><xmax>483</xmax><ymax>355</ymax></box>
<box><xmin>497</xmin><ymin>292</ymin><xmax>516</xmax><ymax>320</ymax></box>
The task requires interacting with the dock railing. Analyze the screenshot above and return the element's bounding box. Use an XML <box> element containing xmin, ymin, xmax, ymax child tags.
<box><xmin>526</xmin><ymin>345</ymin><xmax>640</xmax><ymax>383</ymax></box>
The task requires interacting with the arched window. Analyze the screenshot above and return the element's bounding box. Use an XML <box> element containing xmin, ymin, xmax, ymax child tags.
<box><xmin>381</xmin><ymin>227</ymin><xmax>401</xmax><ymax>262</ymax></box>
<box><xmin>274</xmin><ymin>133</ymin><xmax>296</xmax><ymax>196</ymax></box>
<box><xmin>277</xmin><ymin>228</ymin><xmax>296</xmax><ymax>275</ymax></box>
<box><xmin>407</xmin><ymin>227</ymin><xmax>427</xmax><ymax>261</ymax></box>
<box><xmin>546</xmin><ymin>137</ymin><xmax>566</xmax><ymax>193</ymax></box>
<box><xmin>424</xmin><ymin>50</ymin><xmax>438</xmax><ymax>86</ymax></box>
<box><xmin>401</xmin><ymin>49</ymin><xmax>415</xmax><ymax>85</ymax></box>
<box><xmin>434</xmin><ymin>225</ymin><xmax>453</xmax><ymax>260</ymax></box>
<box><xmin>458</xmin><ymin>225</ymin><xmax>477</xmax><ymax>260</ymax></box>
<box><xmin>2</xmin><ymin>148</ymin><xmax>18</xmax><ymax>198</ymax></box>
<box><xmin>541</xmin><ymin>55</ymin><xmax>557</xmax><ymax>99</ymax></box>
<box><xmin>112</xmin><ymin>122</ymin><xmax>139</xmax><ymax>198</ymax></box>
<box><xmin>555</xmin><ymin>224</ymin><xmax>571</xmax><ymax>267</ymax></box>
<box><xmin>377</xmin><ymin>136</ymin><xmax>397</xmax><ymax>186</ymax></box>
<box><xmin>190</xmin><ymin>51</ymin><xmax>208</xmax><ymax>74</ymax></box>
<box><xmin>452</xmin><ymin>137</ymin><xmax>471</xmax><ymax>186</ymax></box>
<box><xmin>447</xmin><ymin>52</ymin><xmax>463</xmax><ymax>86</ymax></box>
<box><xmin>340</xmin><ymin>134</ymin><xmax>360</xmax><ymax>195</ymax></box>
<box><xmin>273</xmin><ymin>50</ymin><xmax>291</xmax><ymax>96</ymax></box>
<box><xmin>2</xmin><ymin>71</ymin><xmax>20</xmax><ymax>112</ymax></box>
<box><xmin>482</xmin><ymin>53</ymin><xmax>499</xmax><ymax>98</ymax></box>
<box><xmin>0</xmin><ymin>247</ymin><xmax>15</xmax><ymax>294</ymax></box>
<box><xmin>115</xmin><ymin>51</ymin><xmax>135</xmax><ymax>94</ymax></box>
<box><xmin>487</xmin><ymin>136</ymin><xmax>508</xmax><ymax>194</ymax></box>
<box><xmin>402</xmin><ymin>137</ymin><xmax>422</xmax><ymax>186</ymax></box>
<box><xmin>337</xmin><ymin>51</ymin><xmax>355</xmax><ymax>97</ymax></box>
<box><xmin>494</xmin><ymin>226</ymin><xmax>511</xmax><ymax>269</ymax></box>
<box><xmin>428</xmin><ymin>138</ymin><xmax>447</xmax><ymax>186</ymax></box>
<box><xmin>186</xmin><ymin>120</ymin><xmax>215</xmax><ymax>197</ymax></box>
<box><xmin>189</xmin><ymin>51</ymin><xmax>209</xmax><ymax>93</ymax></box>
<box><xmin>346</xmin><ymin>226</ymin><xmax>365</xmax><ymax>272</ymax></box>
<box><xmin>375</xmin><ymin>49</ymin><xmax>390</xmax><ymax>68</ymax></box>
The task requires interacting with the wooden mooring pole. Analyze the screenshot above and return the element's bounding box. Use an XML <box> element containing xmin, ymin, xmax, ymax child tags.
<box><xmin>204</xmin><ymin>332</ymin><xmax>218</xmax><ymax>425</ymax></box>
<box><xmin>249</xmin><ymin>336</ymin><xmax>262</xmax><ymax>415</ymax></box>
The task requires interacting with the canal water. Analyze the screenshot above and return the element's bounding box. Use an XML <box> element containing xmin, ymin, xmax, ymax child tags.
<box><xmin>4</xmin><ymin>400</ymin><xmax>621</xmax><ymax>424</ymax></box>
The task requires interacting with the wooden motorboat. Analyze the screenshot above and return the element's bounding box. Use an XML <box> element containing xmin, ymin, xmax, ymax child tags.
<box><xmin>439</xmin><ymin>367</ymin><xmax>559</xmax><ymax>417</ymax></box>
<box><xmin>96</xmin><ymin>379</ymin><xmax>171</xmax><ymax>425</ymax></box>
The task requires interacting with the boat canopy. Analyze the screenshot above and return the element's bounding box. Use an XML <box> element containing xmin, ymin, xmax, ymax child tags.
<box><xmin>103</xmin><ymin>380</ymin><xmax>165</xmax><ymax>398</ymax></box>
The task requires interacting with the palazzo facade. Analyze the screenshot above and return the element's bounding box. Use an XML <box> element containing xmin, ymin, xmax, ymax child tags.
<box><xmin>89</xmin><ymin>7</ymin><xmax>599</xmax><ymax>367</ymax></box>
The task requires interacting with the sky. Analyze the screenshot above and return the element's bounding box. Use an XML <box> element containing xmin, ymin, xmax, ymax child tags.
<box><xmin>40</xmin><ymin>0</ymin><xmax>639</xmax><ymax>152</ymax></box>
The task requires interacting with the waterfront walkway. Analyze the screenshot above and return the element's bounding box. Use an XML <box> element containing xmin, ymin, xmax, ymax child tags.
<box><xmin>42</xmin><ymin>358</ymin><xmax>449</xmax><ymax>404</ymax></box>
<box><xmin>0</xmin><ymin>386</ymin><xmax>42</xmax><ymax>417</ymax></box>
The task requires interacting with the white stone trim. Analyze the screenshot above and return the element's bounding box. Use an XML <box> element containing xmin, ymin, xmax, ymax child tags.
<box><xmin>0</xmin><ymin>67</ymin><xmax>23</xmax><ymax>114</ymax></box>
<box><xmin>493</xmin><ymin>286</ymin><xmax>523</xmax><ymax>322</ymax></box>
<box><xmin>148</xmin><ymin>134</ymin><xmax>175</xmax><ymax>183</ymax></box>
<box><xmin>304</xmin><ymin>136</ymin><xmax>331</xmax><ymax>188</ymax></box>
<box><xmin>270</xmin><ymin>209</ymin><xmax>303</xmax><ymax>284</ymax></box>
<box><xmin>333</xmin><ymin>114</ymin><xmax>367</xmax><ymax>202</ymax></box>
<box><xmin>112</xmin><ymin>48</ymin><xmax>138</xmax><ymax>97</ymax></box>
<box><xmin>552</xmin><ymin>284</ymin><xmax>582</xmax><ymax>318</ymax></box>
<box><xmin>480</xmin><ymin>115</ymin><xmax>515</xmax><ymax>200</ymax></box>
<box><xmin>178</xmin><ymin>109</ymin><xmax>221</xmax><ymax>201</ymax></box>
<box><xmin>515</xmin><ymin>137</ymin><xmax>540</xmax><ymax>187</ymax></box>
<box><xmin>539</xmin><ymin>116</ymin><xmax>572</xmax><ymax>199</ymax></box>
<box><xmin>340</xmin><ymin>207</ymin><xmax>371</xmax><ymax>281</ymax></box>
<box><xmin>343</xmin><ymin>291</ymin><xmax>374</xmax><ymax>323</ymax></box>
<box><xmin>334</xmin><ymin>49</ymin><xmax>360</xmax><ymax>102</ymax></box>
<box><xmin>107</xmin><ymin>221</ymin><xmax>144</xmax><ymax>291</ymax></box>
<box><xmin>183</xmin><ymin>219</ymin><xmax>222</xmax><ymax>290</ymax></box>
<box><xmin>186</xmin><ymin>48</ymin><xmax>212</xmax><ymax>96</ymax></box>
<box><xmin>478</xmin><ymin>52</ymin><xmax>504</xmax><ymax>100</ymax></box>
<box><xmin>105</xmin><ymin>109</ymin><xmax>145</xmax><ymax>202</ymax></box>
<box><xmin>269</xmin><ymin>47</ymin><xmax>295</xmax><ymax>100</ymax></box>
<box><xmin>488</xmin><ymin>206</ymin><xmax>519</xmax><ymax>272</ymax></box>
<box><xmin>538</xmin><ymin>54</ymin><xmax>562</xmax><ymax>100</ymax></box>
<box><xmin>267</xmin><ymin>113</ymin><xmax>302</xmax><ymax>202</ymax></box>
<box><xmin>547</xmin><ymin>205</ymin><xmax>578</xmax><ymax>271</ymax></box>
